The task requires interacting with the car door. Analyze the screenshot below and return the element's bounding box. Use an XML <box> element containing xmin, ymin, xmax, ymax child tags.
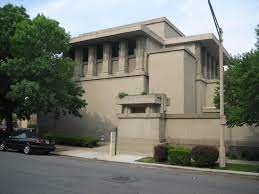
<box><xmin>5</xmin><ymin>133</ymin><xmax>18</xmax><ymax>149</ymax></box>
<box><xmin>16</xmin><ymin>133</ymin><xmax>27</xmax><ymax>151</ymax></box>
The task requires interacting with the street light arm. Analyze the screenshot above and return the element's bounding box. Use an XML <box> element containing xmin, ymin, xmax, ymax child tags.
<box><xmin>208</xmin><ymin>0</ymin><xmax>222</xmax><ymax>40</ymax></box>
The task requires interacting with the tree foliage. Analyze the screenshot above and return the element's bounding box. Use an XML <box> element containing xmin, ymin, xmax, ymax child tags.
<box><xmin>214</xmin><ymin>50</ymin><xmax>259</xmax><ymax>127</ymax></box>
<box><xmin>0</xmin><ymin>4</ymin><xmax>29</xmax><ymax>60</ymax></box>
<box><xmin>255</xmin><ymin>25</ymin><xmax>259</xmax><ymax>50</ymax></box>
<box><xmin>0</xmin><ymin>4</ymin><xmax>86</xmax><ymax>130</ymax></box>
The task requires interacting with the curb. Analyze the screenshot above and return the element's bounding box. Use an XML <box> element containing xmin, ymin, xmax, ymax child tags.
<box><xmin>54</xmin><ymin>152</ymin><xmax>259</xmax><ymax>180</ymax></box>
<box><xmin>134</xmin><ymin>162</ymin><xmax>259</xmax><ymax>179</ymax></box>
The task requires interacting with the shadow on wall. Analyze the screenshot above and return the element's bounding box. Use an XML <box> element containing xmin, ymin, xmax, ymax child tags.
<box><xmin>38</xmin><ymin>111</ymin><xmax>116</xmax><ymax>142</ymax></box>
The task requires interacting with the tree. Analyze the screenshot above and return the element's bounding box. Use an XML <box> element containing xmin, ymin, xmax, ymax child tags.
<box><xmin>0</xmin><ymin>4</ymin><xmax>29</xmax><ymax>60</ymax></box>
<box><xmin>214</xmin><ymin>27</ymin><xmax>259</xmax><ymax>127</ymax></box>
<box><xmin>0</xmin><ymin>4</ymin><xmax>29</xmax><ymax>130</ymax></box>
<box><xmin>255</xmin><ymin>25</ymin><xmax>259</xmax><ymax>50</ymax></box>
<box><xmin>0</xmin><ymin>4</ymin><xmax>86</xmax><ymax>131</ymax></box>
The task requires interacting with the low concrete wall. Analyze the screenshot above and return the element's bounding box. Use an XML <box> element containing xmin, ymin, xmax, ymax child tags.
<box><xmin>165</xmin><ymin>117</ymin><xmax>259</xmax><ymax>149</ymax></box>
<box><xmin>117</xmin><ymin>117</ymin><xmax>161</xmax><ymax>155</ymax></box>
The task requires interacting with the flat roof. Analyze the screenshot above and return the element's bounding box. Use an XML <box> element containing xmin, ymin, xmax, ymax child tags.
<box><xmin>165</xmin><ymin>33</ymin><xmax>231</xmax><ymax>59</ymax></box>
<box><xmin>70</xmin><ymin>17</ymin><xmax>184</xmax><ymax>45</ymax></box>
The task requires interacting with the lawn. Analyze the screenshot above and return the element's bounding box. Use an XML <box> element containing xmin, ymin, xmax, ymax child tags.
<box><xmin>137</xmin><ymin>157</ymin><xmax>259</xmax><ymax>173</ymax></box>
<box><xmin>217</xmin><ymin>163</ymin><xmax>259</xmax><ymax>173</ymax></box>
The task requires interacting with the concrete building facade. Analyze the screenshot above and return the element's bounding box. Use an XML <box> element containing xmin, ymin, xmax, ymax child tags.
<box><xmin>39</xmin><ymin>17</ymin><xmax>259</xmax><ymax>155</ymax></box>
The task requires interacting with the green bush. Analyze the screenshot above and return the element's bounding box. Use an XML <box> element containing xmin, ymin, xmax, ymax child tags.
<box><xmin>154</xmin><ymin>143</ymin><xmax>168</xmax><ymax>162</ymax></box>
<box><xmin>168</xmin><ymin>147</ymin><xmax>191</xmax><ymax>166</ymax></box>
<box><xmin>241</xmin><ymin>149</ymin><xmax>259</xmax><ymax>161</ymax></box>
<box><xmin>43</xmin><ymin>133</ymin><xmax>98</xmax><ymax>148</ymax></box>
<box><xmin>118</xmin><ymin>92</ymin><xmax>128</xmax><ymax>98</ymax></box>
<box><xmin>191</xmin><ymin>145</ymin><xmax>219</xmax><ymax>167</ymax></box>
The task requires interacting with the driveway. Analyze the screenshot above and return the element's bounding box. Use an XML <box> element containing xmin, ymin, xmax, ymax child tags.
<box><xmin>0</xmin><ymin>151</ymin><xmax>258</xmax><ymax>194</ymax></box>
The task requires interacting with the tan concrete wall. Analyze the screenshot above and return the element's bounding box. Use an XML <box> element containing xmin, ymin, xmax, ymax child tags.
<box><xmin>146</xmin><ymin>22</ymin><xmax>166</xmax><ymax>39</ymax></box>
<box><xmin>184</xmin><ymin>51</ymin><xmax>196</xmax><ymax>113</ymax></box>
<box><xmin>164</xmin><ymin>23</ymin><xmax>182</xmax><ymax>38</ymax></box>
<box><xmin>112</xmin><ymin>58</ymin><xmax>119</xmax><ymax>74</ymax></box>
<box><xmin>39</xmin><ymin>75</ymin><xmax>147</xmax><ymax>141</ymax></box>
<box><xmin>96</xmin><ymin>61</ymin><xmax>103</xmax><ymax>75</ymax></box>
<box><xmin>145</xmin><ymin>37</ymin><xmax>162</xmax><ymax>52</ymax></box>
<box><xmin>146</xmin><ymin>22</ymin><xmax>182</xmax><ymax>40</ymax></box>
<box><xmin>148</xmin><ymin>50</ymin><xmax>185</xmax><ymax>114</ymax></box>
<box><xmin>117</xmin><ymin>118</ymin><xmax>161</xmax><ymax>155</ymax></box>
<box><xmin>166</xmin><ymin>43</ymin><xmax>196</xmax><ymax>54</ymax></box>
<box><xmin>151</xmin><ymin>44</ymin><xmax>196</xmax><ymax>114</ymax></box>
<box><xmin>205</xmin><ymin>81</ymin><xmax>217</xmax><ymax>108</ymax></box>
<box><xmin>118</xmin><ymin>118</ymin><xmax>160</xmax><ymax>139</ymax></box>
<box><xmin>165</xmin><ymin>118</ymin><xmax>259</xmax><ymax>148</ymax></box>
<box><xmin>128</xmin><ymin>57</ymin><xmax>136</xmax><ymax>73</ymax></box>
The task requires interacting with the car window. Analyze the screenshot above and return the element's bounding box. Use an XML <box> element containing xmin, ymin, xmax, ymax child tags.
<box><xmin>14</xmin><ymin>133</ymin><xmax>27</xmax><ymax>139</ymax></box>
<box><xmin>26</xmin><ymin>132</ymin><xmax>38</xmax><ymax>138</ymax></box>
<box><xmin>7</xmin><ymin>130</ymin><xmax>38</xmax><ymax>138</ymax></box>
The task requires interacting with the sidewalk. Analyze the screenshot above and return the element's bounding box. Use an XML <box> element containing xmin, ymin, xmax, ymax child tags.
<box><xmin>54</xmin><ymin>145</ymin><xmax>259</xmax><ymax>179</ymax></box>
<box><xmin>54</xmin><ymin>145</ymin><xmax>144</xmax><ymax>163</ymax></box>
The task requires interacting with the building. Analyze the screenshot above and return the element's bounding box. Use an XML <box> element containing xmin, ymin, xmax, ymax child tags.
<box><xmin>39</xmin><ymin>17</ymin><xmax>259</xmax><ymax>155</ymax></box>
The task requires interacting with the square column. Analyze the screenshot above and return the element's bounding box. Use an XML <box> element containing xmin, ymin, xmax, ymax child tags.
<box><xmin>195</xmin><ymin>43</ymin><xmax>205</xmax><ymax>113</ymax></box>
<box><xmin>136</xmin><ymin>37</ymin><xmax>145</xmax><ymax>73</ymax></box>
<box><xmin>118</xmin><ymin>40</ymin><xmax>128</xmax><ymax>74</ymax></box>
<box><xmin>207</xmin><ymin>54</ymin><xmax>211</xmax><ymax>79</ymax></box>
<box><xmin>195</xmin><ymin>43</ymin><xmax>202</xmax><ymax>79</ymax></box>
<box><xmin>212</xmin><ymin>57</ymin><xmax>217</xmax><ymax>79</ymax></box>
<box><xmin>202</xmin><ymin>48</ymin><xmax>207</xmax><ymax>79</ymax></box>
<box><xmin>102</xmin><ymin>43</ymin><xmax>112</xmax><ymax>75</ymax></box>
<box><xmin>87</xmin><ymin>46</ymin><xmax>97</xmax><ymax>76</ymax></box>
<box><xmin>74</xmin><ymin>47</ymin><xmax>83</xmax><ymax>78</ymax></box>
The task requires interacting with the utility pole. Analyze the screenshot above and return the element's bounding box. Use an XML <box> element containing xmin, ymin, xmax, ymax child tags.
<box><xmin>208</xmin><ymin>0</ymin><xmax>226</xmax><ymax>167</ymax></box>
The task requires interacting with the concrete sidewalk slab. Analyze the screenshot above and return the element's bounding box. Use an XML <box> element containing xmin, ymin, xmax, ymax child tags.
<box><xmin>57</xmin><ymin>150</ymin><xmax>144</xmax><ymax>163</ymax></box>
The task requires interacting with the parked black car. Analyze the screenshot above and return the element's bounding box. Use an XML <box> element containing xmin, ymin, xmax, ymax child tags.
<box><xmin>0</xmin><ymin>129</ymin><xmax>55</xmax><ymax>155</ymax></box>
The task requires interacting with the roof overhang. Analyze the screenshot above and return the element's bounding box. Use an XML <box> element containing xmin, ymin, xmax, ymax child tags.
<box><xmin>165</xmin><ymin>33</ymin><xmax>231</xmax><ymax>60</ymax></box>
<box><xmin>70</xmin><ymin>24</ymin><xmax>165</xmax><ymax>46</ymax></box>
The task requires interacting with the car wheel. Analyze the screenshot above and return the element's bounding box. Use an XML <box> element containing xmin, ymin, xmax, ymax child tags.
<box><xmin>44</xmin><ymin>151</ymin><xmax>50</xmax><ymax>155</ymax></box>
<box><xmin>0</xmin><ymin>142</ymin><xmax>6</xmax><ymax>151</ymax></box>
<box><xmin>23</xmin><ymin>145</ymin><xmax>31</xmax><ymax>155</ymax></box>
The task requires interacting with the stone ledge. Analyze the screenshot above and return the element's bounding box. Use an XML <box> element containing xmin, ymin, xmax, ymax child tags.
<box><xmin>166</xmin><ymin>113</ymin><xmax>219</xmax><ymax>119</ymax></box>
<box><xmin>117</xmin><ymin>113</ymin><xmax>164</xmax><ymax>119</ymax></box>
<box><xmin>116</xmin><ymin>94</ymin><xmax>163</xmax><ymax>105</ymax></box>
<box><xmin>148</xmin><ymin>45</ymin><xmax>195</xmax><ymax>59</ymax></box>
<box><xmin>77</xmin><ymin>71</ymin><xmax>148</xmax><ymax>82</ymax></box>
<box><xmin>203</xmin><ymin>107</ymin><xmax>219</xmax><ymax>113</ymax></box>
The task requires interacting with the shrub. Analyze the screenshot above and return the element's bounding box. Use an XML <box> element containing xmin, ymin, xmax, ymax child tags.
<box><xmin>118</xmin><ymin>92</ymin><xmax>128</xmax><ymax>98</ymax></box>
<box><xmin>168</xmin><ymin>147</ymin><xmax>191</xmax><ymax>166</ymax></box>
<box><xmin>241</xmin><ymin>149</ymin><xmax>259</xmax><ymax>161</ymax></box>
<box><xmin>42</xmin><ymin>133</ymin><xmax>98</xmax><ymax>148</ymax></box>
<box><xmin>154</xmin><ymin>143</ymin><xmax>168</xmax><ymax>162</ymax></box>
<box><xmin>191</xmin><ymin>145</ymin><xmax>219</xmax><ymax>167</ymax></box>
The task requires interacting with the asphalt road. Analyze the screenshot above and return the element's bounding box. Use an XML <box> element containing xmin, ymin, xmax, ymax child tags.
<box><xmin>0</xmin><ymin>151</ymin><xmax>258</xmax><ymax>194</ymax></box>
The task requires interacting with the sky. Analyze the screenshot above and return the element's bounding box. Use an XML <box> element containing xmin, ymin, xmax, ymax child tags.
<box><xmin>1</xmin><ymin>0</ymin><xmax>259</xmax><ymax>56</ymax></box>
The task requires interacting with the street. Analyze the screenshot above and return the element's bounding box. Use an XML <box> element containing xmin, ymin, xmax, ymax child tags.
<box><xmin>0</xmin><ymin>151</ymin><xmax>258</xmax><ymax>194</ymax></box>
